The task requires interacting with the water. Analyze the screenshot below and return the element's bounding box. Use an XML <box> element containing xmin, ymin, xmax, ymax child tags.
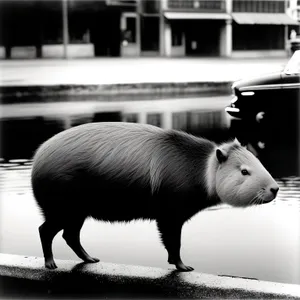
<box><xmin>0</xmin><ymin>94</ymin><xmax>232</xmax><ymax>161</ymax></box>
<box><xmin>0</xmin><ymin>161</ymin><xmax>299</xmax><ymax>285</ymax></box>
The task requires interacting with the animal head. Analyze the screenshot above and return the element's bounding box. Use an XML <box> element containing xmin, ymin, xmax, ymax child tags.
<box><xmin>214</xmin><ymin>139</ymin><xmax>279</xmax><ymax>207</ymax></box>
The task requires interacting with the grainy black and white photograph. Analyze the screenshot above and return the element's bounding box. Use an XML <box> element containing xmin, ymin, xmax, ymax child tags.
<box><xmin>0</xmin><ymin>0</ymin><xmax>300</xmax><ymax>299</ymax></box>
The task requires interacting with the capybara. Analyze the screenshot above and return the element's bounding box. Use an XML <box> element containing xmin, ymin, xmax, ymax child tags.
<box><xmin>31</xmin><ymin>122</ymin><xmax>279</xmax><ymax>271</ymax></box>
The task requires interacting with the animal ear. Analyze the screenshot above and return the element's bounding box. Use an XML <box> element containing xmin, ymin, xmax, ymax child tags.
<box><xmin>234</xmin><ymin>138</ymin><xmax>241</xmax><ymax>146</ymax></box>
<box><xmin>216</xmin><ymin>148</ymin><xmax>228</xmax><ymax>163</ymax></box>
<box><xmin>234</xmin><ymin>137</ymin><xmax>247</xmax><ymax>148</ymax></box>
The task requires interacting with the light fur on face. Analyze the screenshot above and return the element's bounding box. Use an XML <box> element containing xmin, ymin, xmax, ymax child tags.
<box><xmin>206</xmin><ymin>140</ymin><xmax>279</xmax><ymax>207</ymax></box>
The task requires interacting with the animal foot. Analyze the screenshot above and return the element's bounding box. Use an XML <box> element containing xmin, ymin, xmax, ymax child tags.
<box><xmin>168</xmin><ymin>257</ymin><xmax>194</xmax><ymax>272</ymax></box>
<box><xmin>45</xmin><ymin>259</ymin><xmax>57</xmax><ymax>269</ymax></box>
<box><xmin>175</xmin><ymin>261</ymin><xmax>194</xmax><ymax>272</ymax></box>
<box><xmin>83</xmin><ymin>256</ymin><xmax>100</xmax><ymax>263</ymax></box>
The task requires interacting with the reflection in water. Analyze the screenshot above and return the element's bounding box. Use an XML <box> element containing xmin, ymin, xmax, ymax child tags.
<box><xmin>1</xmin><ymin>162</ymin><xmax>300</xmax><ymax>211</ymax></box>
<box><xmin>0</xmin><ymin>95</ymin><xmax>231</xmax><ymax>161</ymax></box>
<box><xmin>0</xmin><ymin>162</ymin><xmax>299</xmax><ymax>285</ymax></box>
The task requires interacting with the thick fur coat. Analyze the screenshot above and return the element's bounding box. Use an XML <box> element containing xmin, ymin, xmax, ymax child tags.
<box><xmin>31</xmin><ymin>122</ymin><xmax>279</xmax><ymax>271</ymax></box>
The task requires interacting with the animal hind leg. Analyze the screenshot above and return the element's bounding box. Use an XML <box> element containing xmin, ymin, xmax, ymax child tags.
<box><xmin>156</xmin><ymin>219</ymin><xmax>194</xmax><ymax>272</ymax></box>
<box><xmin>62</xmin><ymin>216</ymin><xmax>99</xmax><ymax>263</ymax></box>
<box><xmin>39</xmin><ymin>220</ymin><xmax>63</xmax><ymax>269</ymax></box>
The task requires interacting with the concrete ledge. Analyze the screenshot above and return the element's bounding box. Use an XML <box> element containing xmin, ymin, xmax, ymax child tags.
<box><xmin>0</xmin><ymin>82</ymin><xmax>232</xmax><ymax>104</ymax></box>
<box><xmin>0</xmin><ymin>254</ymin><xmax>300</xmax><ymax>299</ymax></box>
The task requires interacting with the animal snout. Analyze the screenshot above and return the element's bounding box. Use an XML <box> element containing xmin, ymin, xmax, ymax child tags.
<box><xmin>270</xmin><ymin>186</ymin><xmax>279</xmax><ymax>198</ymax></box>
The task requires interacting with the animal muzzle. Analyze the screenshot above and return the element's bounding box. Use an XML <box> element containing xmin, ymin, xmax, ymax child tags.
<box><xmin>262</xmin><ymin>184</ymin><xmax>280</xmax><ymax>204</ymax></box>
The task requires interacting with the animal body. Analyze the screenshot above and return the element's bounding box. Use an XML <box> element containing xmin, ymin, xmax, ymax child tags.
<box><xmin>31</xmin><ymin>122</ymin><xmax>279</xmax><ymax>271</ymax></box>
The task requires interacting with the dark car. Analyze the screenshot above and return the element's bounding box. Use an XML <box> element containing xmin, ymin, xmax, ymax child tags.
<box><xmin>225</xmin><ymin>51</ymin><xmax>300</xmax><ymax>177</ymax></box>
<box><xmin>225</xmin><ymin>50</ymin><xmax>300</xmax><ymax>121</ymax></box>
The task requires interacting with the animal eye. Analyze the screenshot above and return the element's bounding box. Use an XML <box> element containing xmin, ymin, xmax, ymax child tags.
<box><xmin>241</xmin><ymin>169</ymin><xmax>249</xmax><ymax>176</ymax></box>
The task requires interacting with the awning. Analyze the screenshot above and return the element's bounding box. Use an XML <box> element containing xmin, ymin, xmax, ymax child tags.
<box><xmin>232</xmin><ymin>13</ymin><xmax>299</xmax><ymax>25</ymax></box>
<box><xmin>164</xmin><ymin>12</ymin><xmax>231</xmax><ymax>20</ymax></box>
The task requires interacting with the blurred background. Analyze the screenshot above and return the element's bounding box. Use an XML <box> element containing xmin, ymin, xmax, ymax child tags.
<box><xmin>0</xmin><ymin>0</ymin><xmax>300</xmax><ymax>288</ymax></box>
<box><xmin>0</xmin><ymin>0</ymin><xmax>299</xmax><ymax>58</ymax></box>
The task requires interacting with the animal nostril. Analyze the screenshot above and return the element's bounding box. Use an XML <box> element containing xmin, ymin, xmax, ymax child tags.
<box><xmin>270</xmin><ymin>186</ymin><xmax>279</xmax><ymax>197</ymax></box>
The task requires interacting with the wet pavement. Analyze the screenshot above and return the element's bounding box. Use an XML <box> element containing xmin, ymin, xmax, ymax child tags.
<box><xmin>0</xmin><ymin>94</ymin><xmax>231</xmax><ymax>119</ymax></box>
<box><xmin>0</xmin><ymin>57</ymin><xmax>288</xmax><ymax>87</ymax></box>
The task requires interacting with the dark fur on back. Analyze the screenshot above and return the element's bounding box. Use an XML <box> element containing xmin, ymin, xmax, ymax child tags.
<box><xmin>32</xmin><ymin>122</ymin><xmax>220</xmax><ymax>224</ymax></box>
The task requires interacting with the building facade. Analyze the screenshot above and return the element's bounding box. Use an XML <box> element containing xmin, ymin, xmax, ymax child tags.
<box><xmin>132</xmin><ymin>0</ymin><xmax>299</xmax><ymax>57</ymax></box>
<box><xmin>0</xmin><ymin>0</ymin><xmax>134</xmax><ymax>59</ymax></box>
<box><xmin>0</xmin><ymin>0</ymin><xmax>299</xmax><ymax>59</ymax></box>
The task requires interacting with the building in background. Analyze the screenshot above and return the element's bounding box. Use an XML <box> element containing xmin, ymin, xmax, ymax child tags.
<box><xmin>287</xmin><ymin>0</ymin><xmax>300</xmax><ymax>22</ymax></box>
<box><xmin>229</xmin><ymin>0</ymin><xmax>299</xmax><ymax>57</ymax></box>
<box><xmin>144</xmin><ymin>0</ymin><xmax>299</xmax><ymax>57</ymax></box>
<box><xmin>0</xmin><ymin>0</ymin><xmax>135</xmax><ymax>59</ymax></box>
<box><xmin>0</xmin><ymin>0</ymin><xmax>299</xmax><ymax>59</ymax></box>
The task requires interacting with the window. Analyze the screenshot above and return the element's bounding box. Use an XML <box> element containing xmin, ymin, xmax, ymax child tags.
<box><xmin>147</xmin><ymin>113</ymin><xmax>162</xmax><ymax>127</ymax></box>
<box><xmin>233</xmin><ymin>24</ymin><xmax>284</xmax><ymax>50</ymax></box>
<box><xmin>168</xmin><ymin>0</ymin><xmax>225</xmax><ymax>11</ymax></box>
<box><xmin>125</xmin><ymin>17</ymin><xmax>136</xmax><ymax>43</ymax></box>
<box><xmin>172</xmin><ymin>23</ymin><xmax>183</xmax><ymax>46</ymax></box>
<box><xmin>173</xmin><ymin>112</ymin><xmax>188</xmax><ymax>131</ymax></box>
<box><xmin>141</xmin><ymin>0</ymin><xmax>160</xmax><ymax>14</ymax></box>
<box><xmin>123</xmin><ymin>113</ymin><xmax>138</xmax><ymax>123</ymax></box>
<box><xmin>232</xmin><ymin>0</ymin><xmax>285</xmax><ymax>13</ymax></box>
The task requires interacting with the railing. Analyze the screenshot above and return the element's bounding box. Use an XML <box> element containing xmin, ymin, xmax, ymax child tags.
<box><xmin>106</xmin><ymin>0</ymin><xmax>137</xmax><ymax>6</ymax></box>
<box><xmin>167</xmin><ymin>0</ymin><xmax>226</xmax><ymax>12</ymax></box>
<box><xmin>232</xmin><ymin>0</ymin><xmax>286</xmax><ymax>13</ymax></box>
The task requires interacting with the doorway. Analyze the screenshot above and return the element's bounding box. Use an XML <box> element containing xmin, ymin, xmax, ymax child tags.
<box><xmin>90</xmin><ymin>11</ymin><xmax>121</xmax><ymax>57</ymax></box>
<box><xmin>185</xmin><ymin>20</ymin><xmax>221</xmax><ymax>56</ymax></box>
<box><xmin>141</xmin><ymin>16</ymin><xmax>159</xmax><ymax>56</ymax></box>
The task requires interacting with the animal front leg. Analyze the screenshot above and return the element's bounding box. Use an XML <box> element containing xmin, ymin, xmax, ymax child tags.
<box><xmin>39</xmin><ymin>220</ymin><xmax>63</xmax><ymax>269</ymax></box>
<box><xmin>156</xmin><ymin>219</ymin><xmax>194</xmax><ymax>272</ymax></box>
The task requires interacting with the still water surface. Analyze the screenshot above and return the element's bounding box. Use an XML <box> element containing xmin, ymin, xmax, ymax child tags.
<box><xmin>0</xmin><ymin>162</ymin><xmax>299</xmax><ymax>285</ymax></box>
